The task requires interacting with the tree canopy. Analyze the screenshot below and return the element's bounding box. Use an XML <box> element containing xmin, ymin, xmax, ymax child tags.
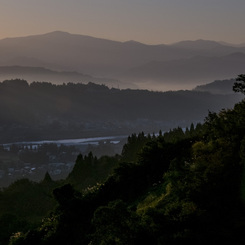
<box><xmin>233</xmin><ymin>74</ymin><xmax>245</xmax><ymax>94</ymax></box>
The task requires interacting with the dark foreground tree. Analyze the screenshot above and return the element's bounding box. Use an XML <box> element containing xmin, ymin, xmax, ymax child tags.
<box><xmin>233</xmin><ymin>74</ymin><xmax>245</xmax><ymax>94</ymax></box>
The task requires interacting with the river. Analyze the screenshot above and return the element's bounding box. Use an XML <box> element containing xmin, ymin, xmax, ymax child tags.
<box><xmin>3</xmin><ymin>135</ymin><xmax>128</xmax><ymax>148</ymax></box>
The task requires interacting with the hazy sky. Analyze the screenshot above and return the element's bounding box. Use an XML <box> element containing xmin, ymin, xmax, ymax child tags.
<box><xmin>1</xmin><ymin>0</ymin><xmax>245</xmax><ymax>44</ymax></box>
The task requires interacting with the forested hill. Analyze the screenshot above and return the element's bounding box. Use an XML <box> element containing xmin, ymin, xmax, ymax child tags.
<box><xmin>193</xmin><ymin>78</ymin><xmax>236</xmax><ymax>94</ymax></box>
<box><xmin>0</xmin><ymin>79</ymin><xmax>242</xmax><ymax>143</ymax></box>
<box><xmin>0</xmin><ymin>66</ymin><xmax>122</xmax><ymax>88</ymax></box>
<box><xmin>3</xmin><ymin>77</ymin><xmax>245</xmax><ymax>244</ymax></box>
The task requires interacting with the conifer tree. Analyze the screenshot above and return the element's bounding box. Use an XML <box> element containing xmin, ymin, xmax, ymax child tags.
<box><xmin>233</xmin><ymin>74</ymin><xmax>245</xmax><ymax>94</ymax></box>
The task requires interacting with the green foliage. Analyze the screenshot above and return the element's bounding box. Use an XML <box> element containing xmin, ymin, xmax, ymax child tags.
<box><xmin>0</xmin><ymin>177</ymin><xmax>60</xmax><ymax>245</ymax></box>
<box><xmin>163</xmin><ymin>127</ymin><xmax>185</xmax><ymax>143</ymax></box>
<box><xmin>66</xmin><ymin>153</ymin><xmax>120</xmax><ymax>191</ymax></box>
<box><xmin>5</xmin><ymin>80</ymin><xmax>245</xmax><ymax>244</ymax></box>
<box><xmin>121</xmin><ymin>132</ymin><xmax>151</xmax><ymax>162</ymax></box>
<box><xmin>0</xmin><ymin>179</ymin><xmax>57</xmax><ymax>222</ymax></box>
<box><xmin>41</xmin><ymin>172</ymin><xmax>53</xmax><ymax>185</ymax></box>
<box><xmin>92</xmin><ymin>200</ymin><xmax>152</xmax><ymax>245</ymax></box>
<box><xmin>0</xmin><ymin>214</ymin><xmax>29</xmax><ymax>245</ymax></box>
<box><xmin>233</xmin><ymin>74</ymin><xmax>245</xmax><ymax>94</ymax></box>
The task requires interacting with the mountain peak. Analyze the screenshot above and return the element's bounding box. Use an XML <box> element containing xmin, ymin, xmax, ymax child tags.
<box><xmin>43</xmin><ymin>31</ymin><xmax>71</xmax><ymax>36</ymax></box>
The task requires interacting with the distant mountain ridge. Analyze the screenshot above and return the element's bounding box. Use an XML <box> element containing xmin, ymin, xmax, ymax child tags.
<box><xmin>172</xmin><ymin>39</ymin><xmax>227</xmax><ymax>50</ymax></box>
<box><xmin>122</xmin><ymin>52</ymin><xmax>245</xmax><ymax>90</ymax></box>
<box><xmin>0</xmin><ymin>31</ymin><xmax>245</xmax><ymax>90</ymax></box>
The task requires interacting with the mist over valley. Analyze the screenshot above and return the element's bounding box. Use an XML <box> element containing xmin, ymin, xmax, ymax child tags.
<box><xmin>1</xmin><ymin>0</ymin><xmax>245</xmax><ymax>242</ymax></box>
<box><xmin>0</xmin><ymin>32</ymin><xmax>244</xmax><ymax>188</ymax></box>
<box><xmin>1</xmin><ymin>31</ymin><xmax>245</xmax><ymax>90</ymax></box>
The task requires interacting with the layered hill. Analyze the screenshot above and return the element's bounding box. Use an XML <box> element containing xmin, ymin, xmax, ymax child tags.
<box><xmin>122</xmin><ymin>53</ymin><xmax>245</xmax><ymax>90</ymax></box>
<box><xmin>193</xmin><ymin>78</ymin><xmax>236</xmax><ymax>94</ymax></box>
<box><xmin>0</xmin><ymin>66</ymin><xmax>131</xmax><ymax>89</ymax></box>
<box><xmin>0</xmin><ymin>32</ymin><xmax>245</xmax><ymax>90</ymax></box>
<box><xmin>0</xmin><ymin>79</ymin><xmax>242</xmax><ymax>143</ymax></box>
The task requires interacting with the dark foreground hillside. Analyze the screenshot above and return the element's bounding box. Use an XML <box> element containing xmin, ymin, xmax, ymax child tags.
<box><xmin>1</xmin><ymin>76</ymin><xmax>245</xmax><ymax>245</ymax></box>
<box><xmin>0</xmin><ymin>79</ymin><xmax>242</xmax><ymax>143</ymax></box>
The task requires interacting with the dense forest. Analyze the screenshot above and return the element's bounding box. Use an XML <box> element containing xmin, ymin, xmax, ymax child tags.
<box><xmin>0</xmin><ymin>79</ymin><xmax>242</xmax><ymax>143</ymax></box>
<box><xmin>0</xmin><ymin>75</ymin><xmax>245</xmax><ymax>244</ymax></box>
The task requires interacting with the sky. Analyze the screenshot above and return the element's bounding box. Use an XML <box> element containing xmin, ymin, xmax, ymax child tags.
<box><xmin>1</xmin><ymin>0</ymin><xmax>245</xmax><ymax>45</ymax></box>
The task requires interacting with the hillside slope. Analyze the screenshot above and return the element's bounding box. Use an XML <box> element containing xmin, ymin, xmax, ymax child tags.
<box><xmin>0</xmin><ymin>79</ymin><xmax>242</xmax><ymax>143</ymax></box>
